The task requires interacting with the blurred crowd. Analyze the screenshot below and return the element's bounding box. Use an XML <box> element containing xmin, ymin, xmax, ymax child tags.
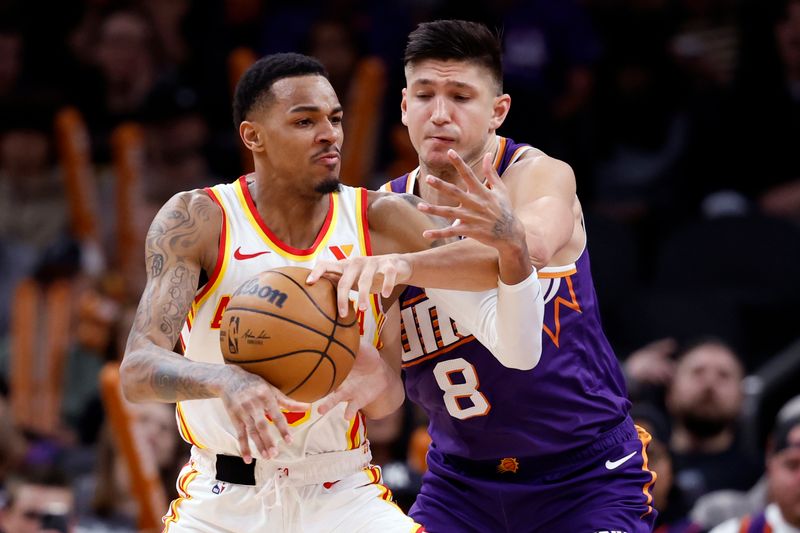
<box><xmin>0</xmin><ymin>0</ymin><xmax>799</xmax><ymax>532</ymax></box>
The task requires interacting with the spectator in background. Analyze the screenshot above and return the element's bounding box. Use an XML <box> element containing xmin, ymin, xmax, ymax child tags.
<box><xmin>305</xmin><ymin>18</ymin><xmax>361</xmax><ymax>108</ymax></box>
<box><xmin>0</xmin><ymin>112</ymin><xmax>65</xmax><ymax>254</ymax></box>
<box><xmin>141</xmin><ymin>83</ymin><xmax>214</xmax><ymax>206</ymax></box>
<box><xmin>0</xmin><ymin>467</ymin><xmax>75</xmax><ymax>533</ymax></box>
<box><xmin>710</xmin><ymin>405</ymin><xmax>800</xmax><ymax>532</ymax></box>
<box><xmin>0</xmin><ymin>109</ymin><xmax>68</xmax><ymax>336</ymax></box>
<box><xmin>70</xmin><ymin>7</ymin><xmax>162</xmax><ymax>162</ymax></box>
<box><xmin>93</xmin><ymin>9</ymin><xmax>160</xmax><ymax>118</ymax></box>
<box><xmin>666</xmin><ymin>338</ymin><xmax>762</xmax><ymax>507</ymax></box>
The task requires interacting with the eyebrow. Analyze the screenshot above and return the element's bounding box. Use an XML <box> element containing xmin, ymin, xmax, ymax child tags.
<box><xmin>288</xmin><ymin>105</ymin><xmax>344</xmax><ymax>114</ymax></box>
<box><xmin>411</xmin><ymin>78</ymin><xmax>478</xmax><ymax>91</ymax></box>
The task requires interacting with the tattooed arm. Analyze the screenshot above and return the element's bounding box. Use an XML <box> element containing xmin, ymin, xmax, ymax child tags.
<box><xmin>120</xmin><ymin>190</ymin><xmax>219</xmax><ymax>402</ymax></box>
<box><xmin>120</xmin><ymin>190</ymin><xmax>306</xmax><ymax>461</ymax></box>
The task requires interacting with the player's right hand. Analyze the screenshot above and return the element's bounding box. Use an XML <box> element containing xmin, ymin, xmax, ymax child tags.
<box><xmin>306</xmin><ymin>255</ymin><xmax>412</xmax><ymax>317</ymax></box>
<box><xmin>316</xmin><ymin>340</ymin><xmax>389</xmax><ymax>419</ymax></box>
<box><xmin>217</xmin><ymin>365</ymin><xmax>311</xmax><ymax>464</ymax></box>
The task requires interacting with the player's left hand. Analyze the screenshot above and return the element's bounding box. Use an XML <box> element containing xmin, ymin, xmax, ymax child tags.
<box><xmin>316</xmin><ymin>340</ymin><xmax>388</xmax><ymax>420</ymax></box>
<box><xmin>418</xmin><ymin>149</ymin><xmax>526</xmax><ymax>256</ymax></box>
<box><xmin>306</xmin><ymin>255</ymin><xmax>411</xmax><ymax>317</ymax></box>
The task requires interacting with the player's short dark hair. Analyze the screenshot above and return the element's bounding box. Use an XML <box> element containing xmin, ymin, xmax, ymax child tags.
<box><xmin>404</xmin><ymin>20</ymin><xmax>503</xmax><ymax>94</ymax></box>
<box><xmin>232</xmin><ymin>52</ymin><xmax>327</xmax><ymax>127</ymax></box>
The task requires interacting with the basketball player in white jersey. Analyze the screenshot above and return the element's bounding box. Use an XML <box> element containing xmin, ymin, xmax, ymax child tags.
<box><xmin>120</xmin><ymin>53</ymin><xmax>537</xmax><ymax>532</ymax></box>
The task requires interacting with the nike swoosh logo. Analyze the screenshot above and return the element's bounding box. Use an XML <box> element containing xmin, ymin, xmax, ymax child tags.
<box><xmin>233</xmin><ymin>247</ymin><xmax>270</xmax><ymax>260</ymax></box>
<box><xmin>605</xmin><ymin>451</ymin><xmax>637</xmax><ymax>470</ymax></box>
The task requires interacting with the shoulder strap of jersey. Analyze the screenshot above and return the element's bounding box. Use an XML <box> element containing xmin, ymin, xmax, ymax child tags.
<box><xmin>380</xmin><ymin>169</ymin><xmax>418</xmax><ymax>194</ymax></box>
<box><xmin>184</xmin><ymin>184</ymin><xmax>231</xmax><ymax>329</ymax></box>
<box><xmin>737</xmin><ymin>512</ymin><xmax>770</xmax><ymax>533</ymax></box>
<box><xmin>495</xmin><ymin>135</ymin><xmax>536</xmax><ymax>175</ymax></box>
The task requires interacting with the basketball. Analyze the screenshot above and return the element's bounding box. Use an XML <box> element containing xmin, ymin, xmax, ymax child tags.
<box><xmin>219</xmin><ymin>266</ymin><xmax>360</xmax><ymax>402</ymax></box>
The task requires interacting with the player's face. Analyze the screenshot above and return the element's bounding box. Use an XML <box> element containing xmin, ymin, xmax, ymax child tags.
<box><xmin>402</xmin><ymin>59</ymin><xmax>509</xmax><ymax>175</ymax></box>
<box><xmin>768</xmin><ymin>427</ymin><xmax>800</xmax><ymax>525</ymax></box>
<box><xmin>251</xmin><ymin>75</ymin><xmax>343</xmax><ymax>194</ymax></box>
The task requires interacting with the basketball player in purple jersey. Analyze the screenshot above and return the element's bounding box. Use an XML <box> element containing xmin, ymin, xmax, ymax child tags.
<box><xmin>311</xmin><ymin>20</ymin><xmax>658</xmax><ymax>533</ymax></box>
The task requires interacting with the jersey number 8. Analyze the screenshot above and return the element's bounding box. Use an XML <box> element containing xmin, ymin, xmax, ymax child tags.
<box><xmin>433</xmin><ymin>358</ymin><xmax>491</xmax><ymax>420</ymax></box>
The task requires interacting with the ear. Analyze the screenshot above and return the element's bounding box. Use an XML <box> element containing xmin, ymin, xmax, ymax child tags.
<box><xmin>489</xmin><ymin>93</ymin><xmax>511</xmax><ymax>131</ymax></box>
<box><xmin>239</xmin><ymin>121</ymin><xmax>264</xmax><ymax>153</ymax></box>
<box><xmin>400</xmin><ymin>88</ymin><xmax>408</xmax><ymax>126</ymax></box>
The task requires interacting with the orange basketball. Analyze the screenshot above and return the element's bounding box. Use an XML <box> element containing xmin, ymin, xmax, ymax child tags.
<box><xmin>219</xmin><ymin>266</ymin><xmax>359</xmax><ymax>402</ymax></box>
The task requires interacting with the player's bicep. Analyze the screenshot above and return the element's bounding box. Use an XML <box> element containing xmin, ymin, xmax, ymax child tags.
<box><xmin>504</xmin><ymin>157</ymin><xmax>577</xmax><ymax>264</ymax></box>
<box><xmin>517</xmin><ymin>196</ymin><xmax>574</xmax><ymax>255</ymax></box>
<box><xmin>125</xmin><ymin>193</ymin><xmax>211</xmax><ymax>355</ymax></box>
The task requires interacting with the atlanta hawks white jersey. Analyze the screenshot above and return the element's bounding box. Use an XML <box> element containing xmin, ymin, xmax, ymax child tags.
<box><xmin>175</xmin><ymin>176</ymin><xmax>384</xmax><ymax>460</ymax></box>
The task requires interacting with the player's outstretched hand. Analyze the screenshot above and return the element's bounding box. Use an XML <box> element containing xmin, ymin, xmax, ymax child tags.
<box><xmin>418</xmin><ymin>149</ymin><xmax>526</xmax><ymax>256</ymax></box>
<box><xmin>306</xmin><ymin>255</ymin><xmax>411</xmax><ymax>317</ymax></box>
<box><xmin>316</xmin><ymin>340</ymin><xmax>386</xmax><ymax>420</ymax></box>
<box><xmin>218</xmin><ymin>365</ymin><xmax>311</xmax><ymax>464</ymax></box>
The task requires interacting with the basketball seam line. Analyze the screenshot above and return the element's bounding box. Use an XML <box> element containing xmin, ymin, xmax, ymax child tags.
<box><xmin>223</xmin><ymin>306</ymin><xmax>356</xmax><ymax>358</ymax></box>
<box><xmin>271</xmin><ymin>271</ymin><xmax>359</xmax><ymax>328</ymax></box>
<box><xmin>223</xmin><ymin>349</ymin><xmax>332</xmax><ymax>364</ymax></box>
<box><xmin>286</xmin><ymin>346</ymin><xmax>332</xmax><ymax>396</ymax></box>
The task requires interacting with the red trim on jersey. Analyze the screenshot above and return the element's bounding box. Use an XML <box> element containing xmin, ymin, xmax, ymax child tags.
<box><xmin>194</xmin><ymin>188</ymin><xmax>227</xmax><ymax>304</ymax></box>
<box><xmin>238</xmin><ymin>176</ymin><xmax>334</xmax><ymax>256</ymax></box>
<box><xmin>348</xmin><ymin>412</ymin><xmax>362</xmax><ymax>449</ymax></box>
<box><xmin>360</xmin><ymin>187</ymin><xmax>372</xmax><ymax>255</ymax></box>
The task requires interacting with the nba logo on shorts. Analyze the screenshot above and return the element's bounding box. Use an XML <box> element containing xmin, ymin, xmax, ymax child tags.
<box><xmin>212</xmin><ymin>482</ymin><xmax>227</xmax><ymax>495</ymax></box>
<box><xmin>593</xmin><ymin>530</ymin><xmax>627</xmax><ymax>533</ymax></box>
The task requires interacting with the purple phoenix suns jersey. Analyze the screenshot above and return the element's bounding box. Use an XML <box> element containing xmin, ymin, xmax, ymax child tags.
<box><xmin>382</xmin><ymin>136</ymin><xmax>630</xmax><ymax>460</ymax></box>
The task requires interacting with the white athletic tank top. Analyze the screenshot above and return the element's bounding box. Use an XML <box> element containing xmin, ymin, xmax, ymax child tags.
<box><xmin>175</xmin><ymin>177</ymin><xmax>383</xmax><ymax>460</ymax></box>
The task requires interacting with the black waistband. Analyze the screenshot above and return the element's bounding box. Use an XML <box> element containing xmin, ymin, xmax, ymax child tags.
<box><xmin>215</xmin><ymin>454</ymin><xmax>256</xmax><ymax>486</ymax></box>
<box><xmin>432</xmin><ymin>417</ymin><xmax>639</xmax><ymax>480</ymax></box>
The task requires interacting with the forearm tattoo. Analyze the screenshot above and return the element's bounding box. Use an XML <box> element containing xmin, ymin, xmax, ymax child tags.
<box><xmin>123</xmin><ymin>193</ymin><xmax>219</xmax><ymax>401</ymax></box>
<box><xmin>149</xmin><ymin>357</ymin><xmax>218</xmax><ymax>401</ymax></box>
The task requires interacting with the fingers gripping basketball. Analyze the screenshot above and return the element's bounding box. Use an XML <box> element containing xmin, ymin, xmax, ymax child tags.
<box><xmin>219</xmin><ymin>266</ymin><xmax>360</xmax><ymax>402</ymax></box>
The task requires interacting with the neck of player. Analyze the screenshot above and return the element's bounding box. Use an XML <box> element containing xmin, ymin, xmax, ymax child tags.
<box><xmin>248</xmin><ymin>168</ymin><xmax>332</xmax><ymax>250</ymax></box>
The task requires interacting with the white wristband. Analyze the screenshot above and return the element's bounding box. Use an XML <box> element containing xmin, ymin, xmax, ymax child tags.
<box><xmin>426</xmin><ymin>268</ymin><xmax>544</xmax><ymax>370</ymax></box>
